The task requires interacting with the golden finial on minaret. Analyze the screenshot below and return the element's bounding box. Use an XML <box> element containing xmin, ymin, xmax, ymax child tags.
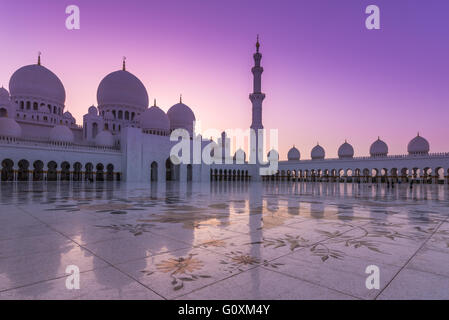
<box><xmin>256</xmin><ymin>34</ymin><xmax>260</xmax><ymax>53</ymax></box>
<box><xmin>122</xmin><ymin>56</ymin><xmax>126</xmax><ymax>71</ymax></box>
<box><xmin>37</xmin><ymin>51</ymin><xmax>42</xmax><ymax>65</ymax></box>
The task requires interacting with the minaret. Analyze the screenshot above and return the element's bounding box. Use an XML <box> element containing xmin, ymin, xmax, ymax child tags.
<box><xmin>250</xmin><ymin>35</ymin><xmax>265</xmax><ymax>130</ymax></box>
<box><xmin>249</xmin><ymin>36</ymin><xmax>266</xmax><ymax>170</ymax></box>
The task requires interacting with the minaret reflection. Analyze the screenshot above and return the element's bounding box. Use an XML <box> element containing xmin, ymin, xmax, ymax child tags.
<box><xmin>248</xmin><ymin>182</ymin><xmax>262</xmax><ymax>296</ymax></box>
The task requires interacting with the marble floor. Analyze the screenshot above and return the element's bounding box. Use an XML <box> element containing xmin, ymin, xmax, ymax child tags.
<box><xmin>0</xmin><ymin>181</ymin><xmax>448</xmax><ymax>300</ymax></box>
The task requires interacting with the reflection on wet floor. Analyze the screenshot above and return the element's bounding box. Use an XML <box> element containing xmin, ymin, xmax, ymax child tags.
<box><xmin>0</xmin><ymin>181</ymin><xmax>448</xmax><ymax>299</ymax></box>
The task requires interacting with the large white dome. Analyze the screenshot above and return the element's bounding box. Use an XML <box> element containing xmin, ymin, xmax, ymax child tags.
<box><xmin>0</xmin><ymin>117</ymin><xmax>21</xmax><ymax>138</ymax></box>
<box><xmin>95</xmin><ymin>130</ymin><xmax>114</xmax><ymax>147</ymax></box>
<box><xmin>167</xmin><ymin>102</ymin><xmax>196</xmax><ymax>135</ymax></box>
<box><xmin>370</xmin><ymin>137</ymin><xmax>388</xmax><ymax>157</ymax></box>
<box><xmin>97</xmin><ymin>70</ymin><xmax>148</xmax><ymax>110</ymax></box>
<box><xmin>338</xmin><ymin>141</ymin><xmax>354</xmax><ymax>159</ymax></box>
<box><xmin>49</xmin><ymin>125</ymin><xmax>74</xmax><ymax>143</ymax></box>
<box><xmin>9</xmin><ymin>64</ymin><xmax>66</xmax><ymax>105</ymax></box>
<box><xmin>408</xmin><ymin>133</ymin><xmax>429</xmax><ymax>155</ymax></box>
<box><xmin>140</xmin><ymin>105</ymin><xmax>170</xmax><ymax>133</ymax></box>
<box><xmin>287</xmin><ymin>146</ymin><xmax>300</xmax><ymax>161</ymax></box>
<box><xmin>311</xmin><ymin>144</ymin><xmax>325</xmax><ymax>160</ymax></box>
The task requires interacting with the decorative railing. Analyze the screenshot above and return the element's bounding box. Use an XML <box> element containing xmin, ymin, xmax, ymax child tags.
<box><xmin>0</xmin><ymin>135</ymin><xmax>121</xmax><ymax>153</ymax></box>
<box><xmin>280</xmin><ymin>152</ymin><xmax>449</xmax><ymax>164</ymax></box>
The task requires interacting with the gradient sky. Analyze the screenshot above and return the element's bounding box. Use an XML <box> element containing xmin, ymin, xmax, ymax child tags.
<box><xmin>1</xmin><ymin>0</ymin><xmax>448</xmax><ymax>159</ymax></box>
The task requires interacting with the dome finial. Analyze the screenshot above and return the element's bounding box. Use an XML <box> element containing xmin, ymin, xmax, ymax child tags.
<box><xmin>122</xmin><ymin>56</ymin><xmax>126</xmax><ymax>71</ymax></box>
<box><xmin>256</xmin><ymin>34</ymin><xmax>260</xmax><ymax>53</ymax></box>
<box><xmin>154</xmin><ymin>98</ymin><xmax>156</xmax><ymax>107</ymax></box>
<box><xmin>180</xmin><ymin>94</ymin><xmax>182</xmax><ymax>103</ymax></box>
<box><xmin>417</xmin><ymin>131</ymin><xmax>420</xmax><ymax>137</ymax></box>
<box><xmin>37</xmin><ymin>51</ymin><xmax>41</xmax><ymax>65</ymax></box>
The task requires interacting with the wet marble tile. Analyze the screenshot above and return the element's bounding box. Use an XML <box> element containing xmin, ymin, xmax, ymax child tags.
<box><xmin>115</xmin><ymin>247</ymin><xmax>274</xmax><ymax>299</ymax></box>
<box><xmin>1</xmin><ymin>182</ymin><xmax>449</xmax><ymax>299</ymax></box>
<box><xmin>270</xmin><ymin>250</ymin><xmax>401</xmax><ymax>299</ymax></box>
<box><xmin>177</xmin><ymin>267</ymin><xmax>355</xmax><ymax>300</ymax></box>
<box><xmin>0</xmin><ymin>233</ymin><xmax>75</xmax><ymax>259</ymax></box>
<box><xmin>407</xmin><ymin>246</ymin><xmax>449</xmax><ymax>277</ymax></box>
<box><xmin>0</xmin><ymin>245</ymin><xmax>108</xmax><ymax>291</ymax></box>
<box><xmin>83</xmin><ymin>232</ymin><xmax>193</xmax><ymax>265</ymax></box>
<box><xmin>378</xmin><ymin>268</ymin><xmax>449</xmax><ymax>300</ymax></box>
<box><xmin>0</xmin><ymin>266</ymin><xmax>162</xmax><ymax>300</ymax></box>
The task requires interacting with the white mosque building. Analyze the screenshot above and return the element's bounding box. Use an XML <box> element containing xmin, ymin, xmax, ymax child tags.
<box><xmin>1</xmin><ymin>40</ymin><xmax>449</xmax><ymax>184</ymax></box>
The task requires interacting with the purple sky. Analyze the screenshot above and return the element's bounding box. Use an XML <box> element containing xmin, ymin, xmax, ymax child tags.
<box><xmin>1</xmin><ymin>0</ymin><xmax>448</xmax><ymax>159</ymax></box>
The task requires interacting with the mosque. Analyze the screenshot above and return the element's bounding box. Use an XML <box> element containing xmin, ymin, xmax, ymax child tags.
<box><xmin>1</xmin><ymin>39</ymin><xmax>449</xmax><ymax>184</ymax></box>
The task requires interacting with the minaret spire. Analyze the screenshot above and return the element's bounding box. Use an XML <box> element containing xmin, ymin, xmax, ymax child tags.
<box><xmin>256</xmin><ymin>34</ymin><xmax>260</xmax><ymax>53</ymax></box>
<box><xmin>249</xmin><ymin>36</ymin><xmax>266</xmax><ymax>170</ymax></box>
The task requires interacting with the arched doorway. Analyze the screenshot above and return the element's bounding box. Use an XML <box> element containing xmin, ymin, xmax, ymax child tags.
<box><xmin>165</xmin><ymin>158</ymin><xmax>173</xmax><ymax>181</ymax></box>
<box><xmin>106</xmin><ymin>164</ymin><xmax>114</xmax><ymax>181</ymax></box>
<box><xmin>96</xmin><ymin>163</ymin><xmax>104</xmax><ymax>181</ymax></box>
<box><xmin>33</xmin><ymin>160</ymin><xmax>44</xmax><ymax>181</ymax></box>
<box><xmin>47</xmin><ymin>161</ymin><xmax>58</xmax><ymax>181</ymax></box>
<box><xmin>18</xmin><ymin>159</ymin><xmax>29</xmax><ymax>181</ymax></box>
<box><xmin>187</xmin><ymin>164</ymin><xmax>192</xmax><ymax>181</ymax></box>
<box><xmin>1</xmin><ymin>159</ymin><xmax>14</xmax><ymax>181</ymax></box>
<box><xmin>61</xmin><ymin>162</ymin><xmax>70</xmax><ymax>181</ymax></box>
<box><xmin>85</xmin><ymin>163</ymin><xmax>93</xmax><ymax>181</ymax></box>
<box><xmin>151</xmin><ymin>161</ymin><xmax>158</xmax><ymax>181</ymax></box>
<box><xmin>73</xmin><ymin>162</ymin><xmax>82</xmax><ymax>181</ymax></box>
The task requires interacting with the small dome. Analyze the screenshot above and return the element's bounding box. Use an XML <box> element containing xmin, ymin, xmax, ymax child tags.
<box><xmin>267</xmin><ymin>149</ymin><xmax>279</xmax><ymax>160</ymax></box>
<box><xmin>408</xmin><ymin>133</ymin><xmax>429</xmax><ymax>155</ymax></box>
<box><xmin>370</xmin><ymin>137</ymin><xmax>388</xmax><ymax>157</ymax></box>
<box><xmin>63</xmin><ymin>111</ymin><xmax>73</xmax><ymax>119</ymax></box>
<box><xmin>95</xmin><ymin>130</ymin><xmax>114</xmax><ymax>147</ymax></box>
<box><xmin>167</xmin><ymin>102</ymin><xmax>196</xmax><ymax>135</ymax></box>
<box><xmin>311</xmin><ymin>144</ymin><xmax>325</xmax><ymax>160</ymax></box>
<box><xmin>338</xmin><ymin>141</ymin><xmax>354</xmax><ymax>159</ymax></box>
<box><xmin>233</xmin><ymin>148</ymin><xmax>246</xmax><ymax>163</ymax></box>
<box><xmin>104</xmin><ymin>111</ymin><xmax>114</xmax><ymax>121</ymax></box>
<box><xmin>0</xmin><ymin>86</ymin><xmax>9</xmax><ymax>101</ymax></box>
<box><xmin>287</xmin><ymin>146</ymin><xmax>300</xmax><ymax>161</ymax></box>
<box><xmin>88</xmin><ymin>105</ymin><xmax>98</xmax><ymax>116</ymax></box>
<box><xmin>9</xmin><ymin>64</ymin><xmax>66</xmax><ymax>104</ymax></box>
<box><xmin>49</xmin><ymin>125</ymin><xmax>74</xmax><ymax>143</ymax></box>
<box><xmin>0</xmin><ymin>117</ymin><xmax>21</xmax><ymax>138</ymax></box>
<box><xmin>97</xmin><ymin>70</ymin><xmax>148</xmax><ymax>110</ymax></box>
<box><xmin>140</xmin><ymin>105</ymin><xmax>170</xmax><ymax>133</ymax></box>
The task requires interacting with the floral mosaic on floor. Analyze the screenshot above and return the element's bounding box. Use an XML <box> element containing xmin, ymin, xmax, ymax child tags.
<box><xmin>1</xmin><ymin>181</ymin><xmax>448</xmax><ymax>299</ymax></box>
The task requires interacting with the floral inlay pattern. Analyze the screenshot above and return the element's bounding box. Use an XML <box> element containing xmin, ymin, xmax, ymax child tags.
<box><xmin>95</xmin><ymin>223</ymin><xmax>154</xmax><ymax>236</ymax></box>
<box><xmin>141</xmin><ymin>253</ymin><xmax>211</xmax><ymax>291</ymax></box>
<box><xmin>219</xmin><ymin>250</ymin><xmax>283</xmax><ymax>273</ymax></box>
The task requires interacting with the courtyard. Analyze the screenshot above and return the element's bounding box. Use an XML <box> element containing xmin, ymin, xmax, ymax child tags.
<box><xmin>0</xmin><ymin>181</ymin><xmax>448</xmax><ymax>299</ymax></box>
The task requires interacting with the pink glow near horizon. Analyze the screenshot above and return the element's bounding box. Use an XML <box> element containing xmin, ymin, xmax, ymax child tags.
<box><xmin>1</xmin><ymin>0</ymin><xmax>448</xmax><ymax>159</ymax></box>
